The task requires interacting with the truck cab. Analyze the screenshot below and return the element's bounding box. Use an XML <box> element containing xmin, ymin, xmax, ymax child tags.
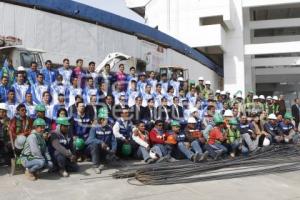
<box><xmin>0</xmin><ymin>36</ymin><xmax>44</xmax><ymax>70</ymax></box>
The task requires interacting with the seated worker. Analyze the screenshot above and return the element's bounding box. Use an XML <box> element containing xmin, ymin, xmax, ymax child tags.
<box><xmin>87</xmin><ymin>108</ymin><xmax>117</xmax><ymax>174</ymax></box>
<box><xmin>20</xmin><ymin>118</ymin><xmax>53</xmax><ymax>181</ymax></box>
<box><xmin>178</xmin><ymin>117</ymin><xmax>209</xmax><ymax>162</ymax></box>
<box><xmin>132</xmin><ymin>121</ymin><xmax>157</xmax><ymax>164</ymax></box>
<box><xmin>207</xmin><ymin>114</ymin><xmax>228</xmax><ymax>160</ymax></box>
<box><xmin>226</xmin><ymin>118</ymin><xmax>241</xmax><ymax>157</ymax></box>
<box><xmin>239</xmin><ymin>115</ymin><xmax>261</xmax><ymax>154</ymax></box>
<box><xmin>278</xmin><ymin>112</ymin><xmax>296</xmax><ymax>143</ymax></box>
<box><xmin>149</xmin><ymin>120</ymin><xmax>176</xmax><ymax>162</ymax></box>
<box><xmin>49</xmin><ymin>117</ymin><xmax>78</xmax><ymax>177</ymax></box>
<box><xmin>113</xmin><ymin>108</ymin><xmax>135</xmax><ymax>157</ymax></box>
<box><xmin>263</xmin><ymin>113</ymin><xmax>283</xmax><ymax>144</ymax></box>
<box><xmin>0</xmin><ymin>103</ymin><xmax>11</xmax><ymax>164</ymax></box>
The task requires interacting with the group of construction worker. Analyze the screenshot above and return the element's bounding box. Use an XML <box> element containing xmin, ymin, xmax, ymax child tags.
<box><xmin>0</xmin><ymin>58</ymin><xmax>299</xmax><ymax>181</ymax></box>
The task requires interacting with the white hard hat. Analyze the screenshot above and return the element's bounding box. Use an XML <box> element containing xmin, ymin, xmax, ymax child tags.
<box><xmin>205</xmin><ymin>80</ymin><xmax>211</xmax><ymax>85</ymax></box>
<box><xmin>266</xmin><ymin>96</ymin><xmax>272</xmax><ymax>100</ymax></box>
<box><xmin>215</xmin><ymin>90</ymin><xmax>221</xmax><ymax>94</ymax></box>
<box><xmin>190</xmin><ymin>107</ymin><xmax>198</xmax><ymax>113</ymax></box>
<box><xmin>198</xmin><ymin>76</ymin><xmax>204</xmax><ymax>81</ymax></box>
<box><xmin>220</xmin><ymin>91</ymin><xmax>226</xmax><ymax>95</ymax></box>
<box><xmin>259</xmin><ymin>95</ymin><xmax>265</xmax><ymax>100</ymax></box>
<box><xmin>268</xmin><ymin>114</ymin><xmax>277</xmax><ymax>120</ymax></box>
<box><xmin>15</xmin><ymin>135</ymin><xmax>26</xmax><ymax>150</ymax></box>
<box><xmin>0</xmin><ymin>103</ymin><xmax>8</xmax><ymax>111</ymax></box>
<box><xmin>17</xmin><ymin>66</ymin><xmax>25</xmax><ymax>71</ymax></box>
<box><xmin>272</xmin><ymin>96</ymin><xmax>278</xmax><ymax>101</ymax></box>
<box><xmin>178</xmin><ymin>77</ymin><xmax>184</xmax><ymax>81</ymax></box>
<box><xmin>263</xmin><ymin>138</ymin><xmax>270</xmax><ymax>146</ymax></box>
<box><xmin>223</xmin><ymin>110</ymin><xmax>233</xmax><ymax>117</ymax></box>
<box><xmin>236</xmin><ymin>93</ymin><xmax>243</xmax><ymax>99</ymax></box>
<box><xmin>253</xmin><ymin>95</ymin><xmax>259</xmax><ymax>100</ymax></box>
<box><xmin>187</xmin><ymin>117</ymin><xmax>197</xmax><ymax>124</ymax></box>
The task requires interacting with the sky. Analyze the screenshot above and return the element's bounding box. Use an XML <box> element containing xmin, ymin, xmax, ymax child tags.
<box><xmin>72</xmin><ymin>0</ymin><xmax>145</xmax><ymax>24</ymax></box>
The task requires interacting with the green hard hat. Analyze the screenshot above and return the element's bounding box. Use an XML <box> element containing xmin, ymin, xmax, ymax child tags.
<box><xmin>35</xmin><ymin>104</ymin><xmax>46</xmax><ymax>112</ymax></box>
<box><xmin>121</xmin><ymin>144</ymin><xmax>132</xmax><ymax>157</ymax></box>
<box><xmin>33</xmin><ymin>118</ymin><xmax>46</xmax><ymax>126</ymax></box>
<box><xmin>74</xmin><ymin>138</ymin><xmax>85</xmax><ymax>151</ymax></box>
<box><xmin>229</xmin><ymin>118</ymin><xmax>239</xmax><ymax>125</ymax></box>
<box><xmin>213</xmin><ymin>113</ymin><xmax>224</xmax><ymax>125</ymax></box>
<box><xmin>170</xmin><ymin>120</ymin><xmax>180</xmax><ymax>127</ymax></box>
<box><xmin>56</xmin><ymin>117</ymin><xmax>70</xmax><ymax>126</ymax></box>
<box><xmin>284</xmin><ymin>112</ymin><xmax>293</xmax><ymax>120</ymax></box>
<box><xmin>98</xmin><ymin>107</ymin><xmax>108</xmax><ymax>119</ymax></box>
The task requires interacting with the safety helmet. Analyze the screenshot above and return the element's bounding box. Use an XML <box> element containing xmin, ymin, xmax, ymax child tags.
<box><xmin>205</xmin><ymin>80</ymin><xmax>211</xmax><ymax>85</ymax></box>
<box><xmin>215</xmin><ymin>90</ymin><xmax>221</xmax><ymax>94</ymax></box>
<box><xmin>253</xmin><ymin>95</ymin><xmax>259</xmax><ymax>100</ymax></box>
<box><xmin>223</xmin><ymin>110</ymin><xmax>233</xmax><ymax>117</ymax></box>
<box><xmin>165</xmin><ymin>135</ymin><xmax>177</xmax><ymax>145</ymax></box>
<box><xmin>266</xmin><ymin>96</ymin><xmax>272</xmax><ymax>100</ymax></box>
<box><xmin>33</xmin><ymin>118</ymin><xmax>46</xmax><ymax>126</ymax></box>
<box><xmin>35</xmin><ymin>104</ymin><xmax>46</xmax><ymax>112</ymax></box>
<box><xmin>187</xmin><ymin>117</ymin><xmax>197</xmax><ymax>124</ymax></box>
<box><xmin>272</xmin><ymin>96</ymin><xmax>278</xmax><ymax>101</ymax></box>
<box><xmin>263</xmin><ymin>138</ymin><xmax>270</xmax><ymax>146</ymax></box>
<box><xmin>178</xmin><ymin>77</ymin><xmax>184</xmax><ymax>82</ymax></box>
<box><xmin>98</xmin><ymin>107</ymin><xmax>108</xmax><ymax>119</ymax></box>
<box><xmin>14</xmin><ymin>135</ymin><xmax>26</xmax><ymax>150</ymax></box>
<box><xmin>73</xmin><ymin>138</ymin><xmax>85</xmax><ymax>151</ymax></box>
<box><xmin>220</xmin><ymin>91</ymin><xmax>226</xmax><ymax>95</ymax></box>
<box><xmin>259</xmin><ymin>95</ymin><xmax>265</xmax><ymax>100</ymax></box>
<box><xmin>229</xmin><ymin>118</ymin><xmax>239</xmax><ymax>125</ymax></box>
<box><xmin>56</xmin><ymin>117</ymin><xmax>70</xmax><ymax>126</ymax></box>
<box><xmin>213</xmin><ymin>113</ymin><xmax>224</xmax><ymax>125</ymax></box>
<box><xmin>198</xmin><ymin>76</ymin><xmax>204</xmax><ymax>81</ymax></box>
<box><xmin>0</xmin><ymin>103</ymin><xmax>8</xmax><ymax>111</ymax></box>
<box><xmin>121</xmin><ymin>144</ymin><xmax>132</xmax><ymax>156</ymax></box>
<box><xmin>17</xmin><ymin>66</ymin><xmax>25</xmax><ymax>71</ymax></box>
<box><xmin>236</xmin><ymin>93</ymin><xmax>243</xmax><ymax>99</ymax></box>
<box><xmin>190</xmin><ymin>107</ymin><xmax>198</xmax><ymax>113</ymax></box>
<box><xmin>268</xmin><ymin>114</ymin><xmax>277</xmax><ymax>120</ymax></box>
<box><xmin>170</xmin><ymin>120</ymin><xmax>180</xmax><ymax>127</ymax></box>
<box><xmin>284</xmin><ymin>112</ymin><xmax>293</xmax><ymax>120</ymax></box>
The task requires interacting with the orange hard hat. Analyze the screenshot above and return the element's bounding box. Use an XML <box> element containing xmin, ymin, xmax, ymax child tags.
<box><xmin>165</xmin><ymin>135</ymin><xmax>177</xmax><ymax>145</ymax></box>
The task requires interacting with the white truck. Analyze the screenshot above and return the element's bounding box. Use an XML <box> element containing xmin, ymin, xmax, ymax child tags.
<box><xmin>0</xmin><ymin>36</ymin><xmax>45</xmax><ymax>70</ymax></box>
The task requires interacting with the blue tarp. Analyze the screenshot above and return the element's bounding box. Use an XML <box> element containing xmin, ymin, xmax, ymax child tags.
<box><xmin>9</xmin><ymin>0</ymin><xmax>223</xmax><ymax>76</ymax></box>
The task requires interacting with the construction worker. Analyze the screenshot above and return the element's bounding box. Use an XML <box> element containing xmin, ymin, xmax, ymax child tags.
<box><xmin>86</xmin><ymin>108</ymin><xmax>117</xmax><ymax>174</ymax></box>
<box><xmin>113</xmin><ymin>108</ymin><xmax>135</xmax><ymax>157</ymax></box>
<box><xmin>20</xmin><ymin>118</ymin><xmax>53</xmax><ymax>181</ymax></box>
<box><xmin>266</xmin><ymin>96</ymin><xmax>273</xmax><ymax>115</ymax></box>
<box><xmin>149</xmin><ymin>120</ymin><xmax>176</xmax><ymax>162</ymax></box>
<box><xmin>203</xmin><ymin>80</ymin><xmax>213</xmax><ymax>100</ymax></box>
<box><xmin>272</xmin><ymin>96</ymin><xmax>280</xmax><ymax>115</ymax></box>
<box><xmin>179</xmin><ymin>117</ymin><xmax>209</xmax><ymax>162</ymax></box>
<box><xmin>195</xmin><ymin>76</ymin><xmax>205</xmax><ymax>98</ymax></box>
<box><xmin>35</xmin><ymin>104</ymin><xmax>52</xmax><ymax>140</ymax></box>
<box><xmin>239</xmin><ymin>115</ymin><xmax>260</xmax><ymax>154</ymax></box>
<box><xmin>226</xmin><ymin>118</ymin><xmax>241</xmax><ymax>157</ymax></box>
<box><xmin>264</xmin><ymin>113</ymin><xmax>283</xmax><ymax>144</ymax></box>
<box><xmin>207</xmin><ymin>114</ymin><xmax>228</xmax><ymax>160</ymax></box>
<box><xmin>49</xmin><ymin>117</ymin><xmax>78</xmax><ymax>177</ymax></box>
<box><xmin>252</xmin><ymin>95</ymin><xmax>263</xmax><ymax>114</ymax></box>
<box><xmin>132</xmin><ymin>121</ymin><xmax>157</xmax><ymax>164</ymax></box>
<box><xmin>278</xmin><ymin>112</ymin><xmax>296</xmax><ymax>143</ymax></box>
<box><xmin>0</xmin><ymin>103</ymin><xmax>10</xmax><ymax>164</ymax></box>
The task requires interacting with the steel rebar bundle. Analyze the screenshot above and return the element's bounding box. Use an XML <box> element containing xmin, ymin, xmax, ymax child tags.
<box><xmin>112</xmin><ymin>144</ymin><xmax>300</xmax><ymax>185</ymax></box>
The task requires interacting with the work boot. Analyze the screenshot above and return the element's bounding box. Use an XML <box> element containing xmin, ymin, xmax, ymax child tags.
<box><xmin>199</xmin><ymin>151</ymin><xmax>209</xmax><ymax>162</ymax></box>
<box><xmin>59</xmin><ymin>170</ymin><xmax>69</xmax><ymax>177</ymax></box>
<box><xmin>145</xmin><ymin>158</ymin><xmax>156</xmax><ymax>164</ymax></box>
<box><xmin>94</xmin><ymin>164</ymin><xmax>105</xmax><ymax>174</ymax></box>
<box><xmin>214</xmin><ymin>150</ymin><xmax>223</xmax><ymax>161</ymax></box>
<box><xmin>25</xmin><ymin>169</ymin><xmax>37</xmax><ymax>181</ymax></box>
<box><xmin>191</xmin><ymin>153</ymin><xmax>201</xmax><ymax>163</ymax></box>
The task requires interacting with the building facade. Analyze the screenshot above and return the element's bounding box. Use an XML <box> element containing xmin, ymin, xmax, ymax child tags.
<box><xmin>127</xmin><ymin>0</ymin><xmax>300</xmax><ymax>102</ymax></box>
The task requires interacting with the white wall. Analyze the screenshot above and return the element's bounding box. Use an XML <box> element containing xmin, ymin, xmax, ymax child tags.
<box><xmin>0</xmin><ymin>2</ymin><xmax>221</xmax><ymax>88</ymax></box>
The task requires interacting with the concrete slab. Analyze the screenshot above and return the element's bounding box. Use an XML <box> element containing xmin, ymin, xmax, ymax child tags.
<box><xmin>1</xmin><ymin>163</ymin><xmax>300</xmax><ymax>200</ymax></box>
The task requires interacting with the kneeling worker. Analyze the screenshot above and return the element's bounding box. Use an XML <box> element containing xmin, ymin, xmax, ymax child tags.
<box><xmin>49</xmin><ymin>117</ymin><xmax>78</xmax><ymax>177</ymax></box>
<box><xmin>20</xmin><ymin>118</ymin><xmax>53</xmax><ymax>181</ymax></box>
<box><xmin>86</xmin><ymin>108</ymin><xmax>117</xmax><ymax>174</ymax></box>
